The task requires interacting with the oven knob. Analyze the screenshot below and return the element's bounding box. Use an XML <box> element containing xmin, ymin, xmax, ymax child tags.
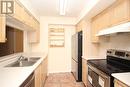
<box><xmin>126</xmin><ymin>54</ymin><xmax>129</xmax><ymax>57</ymax></box>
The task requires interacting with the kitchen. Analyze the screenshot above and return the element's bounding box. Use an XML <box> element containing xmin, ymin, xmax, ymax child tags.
<box><xmin>0</xmin><ymin>0</ymin><xmax>130</xmax><ymax>87</ymax></box>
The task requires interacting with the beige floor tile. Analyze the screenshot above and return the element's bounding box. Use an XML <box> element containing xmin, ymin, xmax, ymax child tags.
<box><xmin>61</xmin><ymin>82</ymin><xmax>76</xmax><ymax>87</ymax></box>
<box><xmin>44</xmin><ymin>83</ymin><xmax>61</xmax><ymax>87</ymax></box>
<box><xmin>44</xmin><ymin>73</ymin><xmax>85</xmax><ymax>87</ymax></box>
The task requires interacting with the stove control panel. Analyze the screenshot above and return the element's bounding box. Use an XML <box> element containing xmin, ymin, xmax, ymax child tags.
<box><xmin>107</xmin><ymin>49</ymin><xmax>130</xmax><ymax>60</ymax></box>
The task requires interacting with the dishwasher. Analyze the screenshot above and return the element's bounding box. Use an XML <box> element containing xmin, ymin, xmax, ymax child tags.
<box><xmin>20</xmin><ymin>72</ymin><xmax>35</xmax><ymax>87</ymax></box>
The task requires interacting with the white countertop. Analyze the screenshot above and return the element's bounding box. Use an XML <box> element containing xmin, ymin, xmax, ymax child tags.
<box><xmin>112</xmin><ymin>72</ymin><xmax>130</xmax><ymax>86</ymax></box>
<box><xmin>0</xmin><ymin>53</ymin><xmax>47</xmax><ymax>87</ymax></box>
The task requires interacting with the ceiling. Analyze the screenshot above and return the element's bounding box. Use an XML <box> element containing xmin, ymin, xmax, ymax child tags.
<box><xmin>29</xmin><ymin>0</ymin><xmax>88</xmax><ymax>17</ymax></box>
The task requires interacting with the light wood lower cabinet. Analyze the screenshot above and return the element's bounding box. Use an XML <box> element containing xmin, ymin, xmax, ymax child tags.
<box><xmin>82</xmin><ymin>58</ymin><xmax>87</xmax><ymax>86</ymax></box>
<box><xmin>35</xmin><ymin>57</ymin><xmax>48</xmax><ymax>87</ymax></box>
<box><xmin>35</xmin><ymin>64</ymin><xmax>41</xmax><ymax>87</ymax></box>
<box><xmin>41</xmin><ymin>57</ymin><xmax>48</xmax><ymax>86</ymax></box>
<box><xmin>114</xmin><ymin>79</ymin><xmax>128</xmax><ymax>87</ymax></box>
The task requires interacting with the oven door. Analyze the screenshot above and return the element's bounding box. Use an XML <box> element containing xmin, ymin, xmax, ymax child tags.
<box><xmin>88</xmin><ymin>65</ymin><xmax>110</xmax><ymax>87</ymax></box>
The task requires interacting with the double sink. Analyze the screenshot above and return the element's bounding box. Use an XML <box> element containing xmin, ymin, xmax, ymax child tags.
<box><xmin>5</xmin><ymin>57</ymin><xmax>40</xmax><ymax>67</ymax></box>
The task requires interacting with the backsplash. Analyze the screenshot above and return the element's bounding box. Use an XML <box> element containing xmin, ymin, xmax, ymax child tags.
<box><xmin>99</xmin><ymin>33</ymin><xmax>130</xmax><ymax>58</ymax></box>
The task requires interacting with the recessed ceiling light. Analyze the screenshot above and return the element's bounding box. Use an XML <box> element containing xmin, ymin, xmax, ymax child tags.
<box><xmin>59</xmin><ymin>0</ymin><xmax>67</xmax><ymax>15</ymax></box>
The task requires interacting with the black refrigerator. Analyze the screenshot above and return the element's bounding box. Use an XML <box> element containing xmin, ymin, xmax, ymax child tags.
<box><xmin>71</xmin><ymin>31</ymin><xmax>82</xmax><ymax>82</ymax></box>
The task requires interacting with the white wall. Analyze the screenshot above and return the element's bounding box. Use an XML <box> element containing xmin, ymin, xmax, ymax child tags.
<box><xmin>48</xmin><ymin>25</ymin><xmax>75</xmax><ymax>73</ymax></box>
<box><xmin>31</xmin><ymin>16</ymin><xmax>76</xmax><ymax>73</ymax></box>
<box><xmin>99</xmin><ymin>33</ymin><xmax>130</xmax><ymax>58</ymax></box>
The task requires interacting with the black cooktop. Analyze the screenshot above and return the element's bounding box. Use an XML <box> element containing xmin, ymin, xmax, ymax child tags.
<box><xmin>87</xmin><ymin>56</ymin><xmax>130</xmax><ymax>75</ymax></box>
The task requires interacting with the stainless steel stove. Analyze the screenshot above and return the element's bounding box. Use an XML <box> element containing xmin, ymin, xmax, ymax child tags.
<box><xmin>87</xmin><ymin>49</ymin><xmax>130</xmax><ymax>87</ymax></box>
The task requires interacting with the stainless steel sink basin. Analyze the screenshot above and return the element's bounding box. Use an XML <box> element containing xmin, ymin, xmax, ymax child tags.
<box><xmin>5</xmin><ymin>61</ymin><xmax>36</xmax><ymax>67</ymax></box>
<box><xmin>5</xmin><ymin>57</ymin><xmax>40</xmax><ymax>67</ymax></box>
<box><xmin>28</xmin><ymin>57</ymin><xmax>41</xmax><ymax>62</ymax></box>
<box><xmin>20</xmin><ymin>57</ymin><xmax>40</xmax><ymax>62</ymax></box>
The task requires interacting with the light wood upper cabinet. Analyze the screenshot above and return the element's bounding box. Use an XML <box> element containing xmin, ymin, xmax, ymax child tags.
<box><xmin>76</xmin><ymin>25</ymin><xmax>82</xmax><ymax>32</ymax></box>
<box><xmin>0</xmin><ymin>16</ymin><xmax>6</xmax><ymax>43</ymax></box>
<box><xmin>112</xmin><ymin>0</ymin><xmax>130</xmax><ymax>25</ymax></box>
<box><xmin>114</xmin><ymin>79</ymin><xmax>128</xmax><ymax>87</ymax></box>
<box><xmin>23</xmin><ymin>9</ymin><xmax>31</xmax><ymax>26</ymax></box>
<box><xmin>28</xmin><ymin>21</ymin><xmax>40</xmax><ymax>43</ymax></box>
<box><xmin>100</xmin><ymin>10</ymin><xmax>112</xmax><ymax>29</ymax></box>
<box><xmin>0</xmin><ymin>0</ymin><xmax>40</xmax><ymax>43</ymax></box>
<box><xmin>13</xmin><ymin>0</ymin><xmax>24</xmax><ymax>22</ymax></box>
<box><xmin>91</xmin><ymin>15</ymin><xmax>101</xmax><ymax>43</ymax></box>
<box><xmin>8</xmin><ymin>0</ymin><xmax>39</xmax><ymax>31</ymax></box>
<box><xmin>91</xmin><ymin>0</ymin><xmax>130</xmax><ymax>43</ymax></box>
<box><xmin>76</xmin><ymin>22</ymin><xmax>82</xmax><ymax>32</ymax></box>
<box><xmin>76</xmin><ymin>20</ymin><xmax>86</xmax><ymax>32</ymax></box>
<box><xmin>91</xmin><ymin>10</ymin><xmax>112</xmax><ymax>43</ymax></box>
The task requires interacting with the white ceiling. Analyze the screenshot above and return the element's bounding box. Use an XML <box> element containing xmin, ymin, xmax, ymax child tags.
<box><xmin>29</xmin><ymin>0</ymin><xmax>88</xmax><ymax>17</ymax></box>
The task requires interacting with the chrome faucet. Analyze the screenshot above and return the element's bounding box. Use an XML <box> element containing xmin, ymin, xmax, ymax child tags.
<box><xmin>18</xmin><ymin>55</ymin><xmax>25</xmax><ymax>61</ymax></box>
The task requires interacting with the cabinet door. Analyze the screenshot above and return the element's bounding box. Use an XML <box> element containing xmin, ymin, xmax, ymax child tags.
<box><xmin>41</xmin><ymin>57</ymin><xmax>48</xmax><ymax>86</ymax></box>
<box><xmin>82</xmin><ymin>58</ymin><xmax>87</xmax><ymax>86</ymax></box>
<box><xmin>34</xmin><ymin>19</ymin><xmax>39</xmax><ymax>30</ymax></box>
<box><xmin>100</xmin><ymin>9</ymin><xmax>112</xmax><ymax>30</ymax></box>
<box><xmin>76</xmin><ymin>25</ymin><xmax>82</xmax><ymax>32</ymax></box>
<box><xmin>91</xmin><ymin>16</ymin><xmax>100</xmax><ymax>43</ymax></box>
<box><xmin>28</xmin><ymin>29</ymin><xmax>40</xmax><ymax>43</ymax></box>
<box><xmin>23</xmin><ymin>9</ymin><xmax>30</xmax><ymax>25</ymax></box>
<box><xmin>35</xmin><ymin>64</ymin><xmax>42</xmax><ymax>87</ymax></box>
<box><xmin>28</xmin><ymin>22</ymin><xmax>40</xmax><ymax>43</ymax></box>
<box><xmin>0</xmin><ymin>16</ymin><xmax>6</xmax><ymax>42</ymax></box>
<box><xmin>76</xmin><ymin>20</ymin><xmax>86</xmax><ymax>32</ymax></box>
<box><xmin>13</xmin><ymin>29</ymin><xmax>23</xmax><ymax>53</ymax></box>
<box><xmin>114</xmin><ymin>79</ymin><xmax>128</xmax><ymax>87</ymax></box>
<box><xmin>13</xmin><ymin>0</ymin><xmax>24</xmax><ymax>22</ymax></box>
<box><xmin>112</xmin><ymin>0</ymin><xmax>130</xmax><ymax>25</ymax></box>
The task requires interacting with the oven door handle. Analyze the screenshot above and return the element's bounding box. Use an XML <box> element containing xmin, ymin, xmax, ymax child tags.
<box><xmin>88</xmin><ymin>65</ymin><xmax>110</xmax><ymax>79</ymax></box>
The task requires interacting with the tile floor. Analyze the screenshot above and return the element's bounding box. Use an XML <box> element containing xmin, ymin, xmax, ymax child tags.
<box><xmin>44</xmin><ymin>73</ymin><xmax>85</xmax><ymax>87</ymax></box>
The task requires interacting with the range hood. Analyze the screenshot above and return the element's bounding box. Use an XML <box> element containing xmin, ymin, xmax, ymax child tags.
<box><xmin>96</xmin><ymin>22</ymin><xmax>130</xmax><ymax>36</ymax></box>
